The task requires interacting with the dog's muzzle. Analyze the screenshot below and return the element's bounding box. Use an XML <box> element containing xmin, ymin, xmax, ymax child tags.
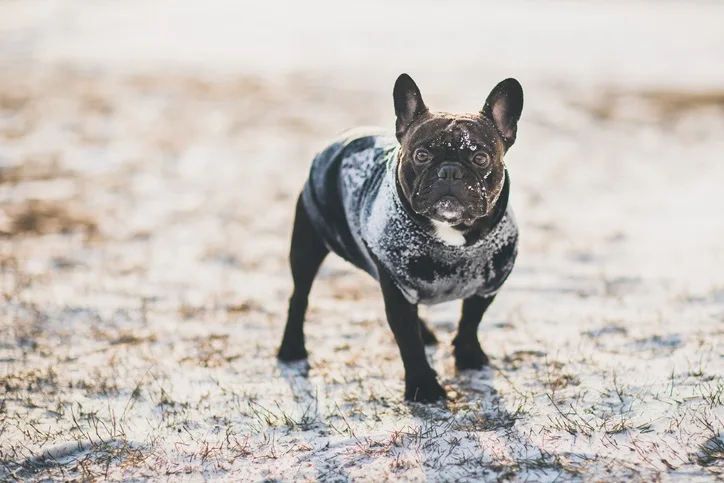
<box><xmin>412</xmin><ymin>162</ymin><xmax>486</xmax><ymax>224</ymax></box>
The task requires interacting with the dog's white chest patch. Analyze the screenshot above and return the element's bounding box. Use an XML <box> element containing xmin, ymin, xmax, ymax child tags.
<box><xmin>431</xmin><ymin>220</ymin><xmax>466</xmax><ymax>246</ymax></box>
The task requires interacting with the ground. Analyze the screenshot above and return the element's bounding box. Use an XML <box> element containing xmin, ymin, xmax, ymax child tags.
<box><xmin>1</xmin><ymin>1</ymin><xmax>723</xmax><ymax>482</ymax></box>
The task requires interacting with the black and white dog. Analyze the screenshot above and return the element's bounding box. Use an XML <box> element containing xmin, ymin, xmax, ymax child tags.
<box><xmin>278</xmin><ymin>74</ymin><xmax>523</xmax><ymax>402</ymax></box>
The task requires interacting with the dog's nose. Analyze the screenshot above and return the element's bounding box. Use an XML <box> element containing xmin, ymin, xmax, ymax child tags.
<box><xmin>437</xmin><ymin>164</ymin><xmax>463</xmax><ymax>181</ymax></box>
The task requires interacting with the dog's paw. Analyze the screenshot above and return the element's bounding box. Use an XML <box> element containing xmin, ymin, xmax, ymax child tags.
<box><xmin>405</xmin><ymin>376</ymin><xmax>447</xmax><ymax>403</ymax></box>
<box><xmin>418</xmin><ymin>318</ymin><xmax>438</xmax><ymax>346</ymax></box>
<box><xmin>277</xmin><ymin>342</ymin><xmax>308</xmax><ymax>362</ymax></box>
<box><xmin>454</xmin><ymin>343</ymin><xmax>490</xmax><ymax>370</ymax></box>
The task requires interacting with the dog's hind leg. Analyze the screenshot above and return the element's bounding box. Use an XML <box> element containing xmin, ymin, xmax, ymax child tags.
<box><xmin>452</xmin><ymin>295</ymin><xmax>496</xmax><ymax>370</ymax></box>
<box><xmin>277</xmin><ymin>195</ymin><xmax>329</xmax><ymax>362</ymax></box>
<box><xmin>417</xmin><ymin>316</ymin><xmax>438</xmax><ymax>346</ymax></box>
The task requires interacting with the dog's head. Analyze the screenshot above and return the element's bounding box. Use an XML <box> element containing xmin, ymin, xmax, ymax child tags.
<box><xmin>393</xmin><ymin>74</ymin><xmax>523</xmax><ymax>228</ymax></box>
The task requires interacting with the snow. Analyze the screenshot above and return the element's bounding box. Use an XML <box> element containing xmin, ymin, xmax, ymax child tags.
<box><xmin>1</xmin><ymin>0</ymin><xmax>723</xmax><ymax>481</ymax></box>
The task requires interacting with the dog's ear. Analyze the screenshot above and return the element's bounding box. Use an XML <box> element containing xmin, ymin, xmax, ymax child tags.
<box><xmin>482</xmin><ymin>78</ymin><xmax>524</xmax><ymax>148</ymax></box>
<box><xmin>393</xmin><ymin>74</ymin><xmax>428</xmax><ymax>140</ymax></box>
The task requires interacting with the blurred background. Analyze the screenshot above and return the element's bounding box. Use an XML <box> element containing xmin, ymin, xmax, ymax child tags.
<box><xmin>2</xmin><ymin>0</ymin><xmax>723</xmax><ymax>297</ymax></box>
<box><xmin>1</xmin><ymin>1</ymin><xmax>723</xmax><ymax>480</ymax></box>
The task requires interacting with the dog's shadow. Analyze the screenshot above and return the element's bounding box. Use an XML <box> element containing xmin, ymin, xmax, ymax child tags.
<box><xmin>276</xmin><ymin>360</ymin><xmax>356</xmax><ymax>481</ymax></box>
<box><xmin>276</xmin><ymin>347</ymin><xmax>566</xmax><ymax>480</ymax></box>
<box><xmin>276</xmin><ymin>359</ymin><xmax>316</xmax><ymax>412</ymax></box>
<box><xmin>407</xmin><ymin>364</ymin><xmax>563</xmax><ymax>480</ymax></box>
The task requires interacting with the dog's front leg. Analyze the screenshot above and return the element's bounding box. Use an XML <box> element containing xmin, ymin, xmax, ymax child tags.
<box><xmin>377</xmin><ymin>266</ymin><xmax>447</xmax><ymax>403</ymax></box>
<box><xmin>453</xmin><ymin>295</ymin><xmax>496</xmax><ymax>370</ymax></box>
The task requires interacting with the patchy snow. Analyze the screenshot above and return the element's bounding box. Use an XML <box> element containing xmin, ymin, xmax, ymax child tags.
<box><xmin>1</xmin><ymin>0</ymin><xmax>724</xmax><ymax>481</ymax></box>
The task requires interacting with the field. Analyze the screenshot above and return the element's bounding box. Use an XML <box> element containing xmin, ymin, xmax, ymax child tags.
<box><xmin>1</xmin><ymin>1</ymin><xmax>723</xmax><ymax>481</ymax></box>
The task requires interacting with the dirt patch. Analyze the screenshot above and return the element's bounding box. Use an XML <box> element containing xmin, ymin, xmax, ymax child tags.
<box><xmin>641</xmin><ymin>89</ymin><xmax>724</xmax><ymax>116</ymax></box>
<box><xmin>0</xmin><ymin>156</ymin><xmax>72</xmax><ymax>185</ymax></box>
<box><xmin>2</xmin><ymin>200</ymin><xmax>97</xmax><ymax>238</ymax></box>
<box><xmin>570</xmin><ymin>87</ymin><xmax>724</xmax><ymax>123</ymax></box>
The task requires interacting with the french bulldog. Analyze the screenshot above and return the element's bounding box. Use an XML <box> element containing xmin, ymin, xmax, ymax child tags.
<box><xmin>278</xmin><ymin>74</ymin><xmax>523</xmax><ymax>402</ymax></box>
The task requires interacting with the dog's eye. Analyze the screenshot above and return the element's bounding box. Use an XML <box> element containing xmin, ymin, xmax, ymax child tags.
<box><xmin>472</xmin><ymin>152</ymin><xmax>490</xmax><ymax>167</ymax></box>
<box><xmin>414</xmin><ymin>149</ymin><xmax>431</xmax><ymax>163</ymax></box>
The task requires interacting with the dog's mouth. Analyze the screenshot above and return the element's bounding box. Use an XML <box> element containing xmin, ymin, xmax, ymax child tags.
<box><xmin>411</xmin><ymin>171</ymin><xmax>487</xmax><ymax>226</ymax></box>
<box><xmin>428</xmin><ymin>196</ymin><xmax>473</xmax><ymax>225</ymax></box>
<box><xmin>412</xmin><ymin>192</ymin><xmax>487</xmax><ymax>226</ymax></box>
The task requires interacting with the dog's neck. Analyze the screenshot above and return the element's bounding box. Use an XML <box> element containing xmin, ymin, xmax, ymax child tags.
<box><xmin>394</xmin><ymin>169</ymin><xmax>510</xmax><ymax>247</ymax></box>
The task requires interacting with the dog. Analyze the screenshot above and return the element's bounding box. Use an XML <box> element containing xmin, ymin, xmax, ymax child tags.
<box><xmin>278</xmin><ymin>74</ymin><xmax>523</xmax><ymax>402</ymax></box>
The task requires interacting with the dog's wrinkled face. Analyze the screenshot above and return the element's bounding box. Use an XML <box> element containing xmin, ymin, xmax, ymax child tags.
<box><xmin>393</xmin><ymin>74</ymin><xmax>523</xmax><ymax>227</ymax></box>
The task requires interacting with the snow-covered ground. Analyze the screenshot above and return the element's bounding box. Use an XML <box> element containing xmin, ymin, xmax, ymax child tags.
<box><xmin>1</xmin><ymin>1</ymin><xmax>723</xmax><ymax>481</ymax></box>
